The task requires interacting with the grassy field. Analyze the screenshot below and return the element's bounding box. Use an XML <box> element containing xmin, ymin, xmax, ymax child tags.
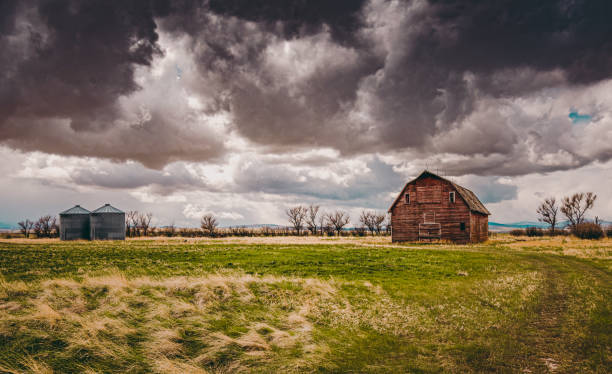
<box><xmin>0</xmin><ymin>236</ymin><xmax>609</xmax><ymax>373</ymax></box>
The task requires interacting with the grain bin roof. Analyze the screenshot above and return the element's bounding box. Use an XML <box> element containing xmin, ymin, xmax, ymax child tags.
<box><xmin>59</xmin><ymin>205</ymin><xmax>91</xmax><ymax>215</ymax></box>
<box><xmin>92</xmin><ymin>204</ymin><xmax>124</xmax><ymax>214</ymax></box>
<box><xmin>388</xmin><ymin>170</ymin><xmax>491</xmax><ymax>215</ymax></box>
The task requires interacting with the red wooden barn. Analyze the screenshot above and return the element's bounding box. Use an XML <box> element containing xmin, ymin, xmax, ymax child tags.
<box><xmin>388</xmin><ymin>170</ymin><xmax>490</xmax><ymax>243</ymax></box>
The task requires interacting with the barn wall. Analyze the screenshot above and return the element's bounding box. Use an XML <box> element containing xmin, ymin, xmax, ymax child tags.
<box><xmin>391</xmin><ymin>176</ymin><xmax>472</xmax><ymax>243</ymax></box>
<box><xmin>470</xmin><ymin>213</ymin><xmax>477</xmax><ymax>242</ymax></box>
<box><xmin>60</xmin><ymin>214</ymin><xmax>90</xmax><ymax>240</ymax></box>
<box><xmin>475</xmin><ymin>213</ymin><xmax>489</xmax><ymax>242</ymax></box>
<box><xmin>90</xmin><ymin>213</ymin><xmax>126</xmax><ymax>240</ymax></box>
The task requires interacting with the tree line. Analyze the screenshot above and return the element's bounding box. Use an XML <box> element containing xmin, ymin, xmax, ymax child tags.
<box><xmin>125</xmin><ymin>211</ymin><xmax>154</xmax><ymax>237</ymax></box>
<box><xmin>13</xmin><ymin>208</ymin><xmax>390</xmax><ymax>239</ymax></box>
<box><xmin>18</xmin><ymin>215</ymin><xmax>59</xmax><ymax>238</ymax></box>
<box><xmin>196</xmin><ymin>206</ymin><xmax>390</xmax><ymax>238</ymax></box>
<box><xmin>284</xmin><ymin>205</ymin><xmax>389</xmax><ymax>236</ymax></box>
<box><xmin>535</xmin><ymin>192</ymin><xmax>609</xmax><ymax>239</ymax></box>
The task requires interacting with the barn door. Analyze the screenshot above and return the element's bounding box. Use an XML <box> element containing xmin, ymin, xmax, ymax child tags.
<box><xmin>419</xmin><ymin>211</ymin><xmax>441</xmax><ymax>241</ymax></box>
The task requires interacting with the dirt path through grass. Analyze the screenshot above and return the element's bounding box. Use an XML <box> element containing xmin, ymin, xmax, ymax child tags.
<box><xmin>518</xmin><ymin>255</ymin><xmax>611</xmax><ymax>373</ymax></box>
<box><xmin>524</xmin><ymin>258</ymin><xmax>570</xmax><ymax>373</ymax></box>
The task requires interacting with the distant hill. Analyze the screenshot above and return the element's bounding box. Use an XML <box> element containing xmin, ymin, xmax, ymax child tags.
<box><xmin>0</xmin><ymin>222</ymin><xmax>14</xmax><ymax>231</ymax></box>
<box><xmin>224</xmin><ymin>224</ymin><xmax>283</xmax><ymax>229</ymax></box>
<box><xmin>489</xmin><ymin>221</ymin><xmax>548</xmax><ymax>231</ymax></box>
<box><xmin>490</xmin><ymin>219</ymin><xmax>612</xmax><ymax>232</ymax></box>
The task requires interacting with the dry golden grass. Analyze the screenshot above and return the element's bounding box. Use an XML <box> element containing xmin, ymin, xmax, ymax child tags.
<box><xmin>2</xmin><ymin>233</ymin><xmax>611</xmax><ymax>259</ymax></box>
<box><xmin>126</xmin><ymin>235</ymin><xmax>396</xmax><ymax>246</ymax></box>
<box><xmin>0</xmin><ymin>356</ymin><xmax>53</xmax><ymax>374</ymax></box>
<box><xmin>153</xmin><ymin>356</ymin><xmax>211</xmax><ymax>374</ymax></box>
<box><xmin>0</xmin><ymin>268</ymin><xmax>546</xmax><ymax>373</ymax></box>
<box><xmin>0</xmin><ymin>235</ymin><xmax>608</xmax><ymax>372</ymax></box>
<box><xmin>503</xmin><ymin>235</ymin><xmax>612</xmax><ymax>259</ymax></box>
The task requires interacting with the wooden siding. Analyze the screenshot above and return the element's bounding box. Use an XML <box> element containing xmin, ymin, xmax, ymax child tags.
<box><xmin>416</xmin><ymin>185</ymin><xmax>441</xmax><ymax>203</ymax></box>
<box><xmin>391</xmin><ymin>176</ymin><xmax>475</xmax><ymax>243</ymax></box>
<box><xmin>470</xmin><ymin>212</ymin><xmax>488</xmax><ymax>243</ymax></box>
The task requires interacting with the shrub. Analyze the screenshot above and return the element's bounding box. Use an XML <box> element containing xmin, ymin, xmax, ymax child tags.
<box><xmin>509</xmin><ymin>229</ymin><xmax>524</xmax><ymax>236</ymax></box>
<box><xmin>549</xmin><ymin>228</ymin><xmax>568</xmax><ymax>236</ymax></box>
<box><xmin>572</xmin><ymin>223</ymin><xmax>604</xmax><ymax>240</ymax></box>
<box><xmin>606</xmin><ymin>226</ymin><xmax>612</xmax><ymax>238</ymax></box>
<box><xmin>354</xmin><ymin>227</ymin><xmax>366</xmax><ymax>236</ymax></box>
<box><xmin>524</xmin><ymin>227</ymin><xmax>544</xmax><ymax>237</ymax></box>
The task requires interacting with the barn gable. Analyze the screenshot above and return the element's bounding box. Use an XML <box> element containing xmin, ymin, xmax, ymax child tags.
<box><xmin>388</xmin><ymin>170</ymin><xmax>490</xmax><ymax>215</ymax></box>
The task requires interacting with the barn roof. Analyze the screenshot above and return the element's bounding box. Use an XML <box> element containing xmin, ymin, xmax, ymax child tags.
<box><xmin>92</xmin><ymin>204</ymin><xmax>124</xmax><ymax>214</ymax></box>
<box><xmin>388</xmin><ymin>170</ymin><xmax>491</xmax><ymax>215</ymax></box>
<box><xmin>59</xmin><ymin>205</ymin><xmax>91</xmax><ymax>215</ymax></box>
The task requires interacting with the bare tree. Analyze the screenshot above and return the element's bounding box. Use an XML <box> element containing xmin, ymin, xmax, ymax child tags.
<box><xmin>125</xmin><ymin>211</ymin><xmax>135</xmax><ymax>237</ymax></box>
<box><xmin>167</xmin><ymin>222</ymin><xmax>176</xmax><ymax>237</ymax></box>
<box><xmin>373</xmin><ymin>213</ymin><xmax>386</xmax><ymax>235</ymax></box>
<box><xmin>536</xmin><ymin>197</ymin><xmax>558</xmax><ymax>233</ymax></box>
<box><xmin>32</xmin><ymin>219</ymin><xmax>42</xmax><ymax>238</ymax></box>
<box><xmin>286</xmin><ymin>206</ymin><xmax>307</xmax><ymax>235</ymax></box>
<box><xmin>306</xmin><ymin>204</ymin><xmax>320</xmax><ymax>235</ymax></box>
<box><xmin>18</xmin><ymin>219</ymin><xmax>33</xmax><ymax>238</ymax></box>
<box><xmin>561</xmin><ymin>192</ymin><xmax>597</xmax><ymax>227</ymax></box>
<box><xmin>50</xmin><ymin>216</ymin><xmax>59</xmax><ymax>238</ymax></box>
<box><xmin>33</xmin><ymin>215</ymin><xmax>56</xmax><ymax>238</ymax></box>
<box><xmin>138</xmin><ymin>212</ymin><xmax>153</xmax><ymax>237</ymax></box>
<box><xmin>126</xmin><ymin>211</ymin><xmax>138</xmax><ymax>237</ymax></box>
<box><xmin>326</xmin><ymin>210</ymin><xmax>350</xmax><ymax>236</ymax></box>
<box><xmin>359</xmin><ymin>210</ymin><xmax>375</xmax><ymax>235</ymax></box>
<box><xmin>318</xmin><ymin>211</ymin><xmax>327</xmax><ymax>236</ymax></box>
<box><xmin>201</xmin><ymin>214</ymin><xmax>218</xmax><ymax>237</ymax></box>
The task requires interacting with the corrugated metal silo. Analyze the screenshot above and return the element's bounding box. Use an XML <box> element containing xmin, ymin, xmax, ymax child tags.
<box><xmin>90</xmin><ymin>204</ymin><xmax>126</xmax><ymax>240</ymax></box>
<box><xmin>59</xmin><ymin>205</ymin><xmax>91</xmax><ymax>240</ymax></box>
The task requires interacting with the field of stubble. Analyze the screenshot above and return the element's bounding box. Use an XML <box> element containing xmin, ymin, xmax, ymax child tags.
<box><xmin>0</xmin><ymin>235</ymin><xmax>609</xmax><ymax>373</ymax></box>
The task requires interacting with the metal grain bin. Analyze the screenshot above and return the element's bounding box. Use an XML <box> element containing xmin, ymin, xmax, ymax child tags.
<box><xmin>90</xmin><ymin>204</ymin><xmax>126</xmax><ymax>240</ymax></box>
<box><xmin>59</xmin><ymin>205</ymin><xmax>91</xmax><ymax>240</ymax></box>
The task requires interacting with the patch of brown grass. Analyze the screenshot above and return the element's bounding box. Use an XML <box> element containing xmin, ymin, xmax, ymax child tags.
<box><xmin>504</xmin><ymin>236</ymin><xmax>612</xmax><ymax>259</ymax></box>
<box><xmin>0</xmin><ymin>267</ymin><xmax>548</xmax><ymax>372</ymax></box>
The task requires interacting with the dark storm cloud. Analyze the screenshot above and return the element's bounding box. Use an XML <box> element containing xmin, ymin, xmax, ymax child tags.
<box><xmin>0</xmin><ymin>0</ymin><xmax>225</xmax><ymax>168</ymax></box>
<box><xmin>168</xmin><ymin>0</ymin><xmax>612</xmax><ymax>173</ymax></box>
<box><xmin>352</xmin><ymin>0</ymin><xmax>612</xmax><ymax>156</ymax></box>
<box><xmin>1</xmin><ymin>0</ymin><xmax>162</xmax><ymax>124</ymax></box>
<box><xmin>207</xmin><ymin>0</ymin><xmax>368</xmax><ymax>44</ymax></box>
<box><xmin>425</xmin><ymin>0</ymin><xmax>612</xmax><ymax>85</ymax></box>
<box><xmin>1</xmin><ymin>0</ymin><xmax>611</xmax><ymax>175</ymax></box>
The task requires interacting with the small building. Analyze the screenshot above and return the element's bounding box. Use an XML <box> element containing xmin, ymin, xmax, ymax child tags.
<box><xmin>388</xmin><ymin>170</ymin><xmax>490</xmax><ymax>243</ymax></box>
<box><xmin>59</xmin><ymin>205</ymin><xmax>91</xmax><ymax>240</ymax></box>
<box><xmin>90</xmin><ymin>204</ymin><xmax>126</xmax><ymax>240</ymax></box>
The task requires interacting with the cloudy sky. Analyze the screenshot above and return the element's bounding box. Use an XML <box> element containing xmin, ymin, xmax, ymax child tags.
<box><xmin>1</xmin><ymin>0</ymin><xmax>611</xmax><ymax>227</ymax></box>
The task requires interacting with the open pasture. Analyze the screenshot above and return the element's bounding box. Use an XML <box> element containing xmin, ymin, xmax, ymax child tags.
<box><xmin>0</xmin><ymin>236</ymin><xmax>609</xmax><ymax>373</ymax></box>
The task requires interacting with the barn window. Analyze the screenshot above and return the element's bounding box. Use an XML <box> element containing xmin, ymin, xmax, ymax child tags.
<box><xmin>460</xmin><ymin>222</ymin><xmax>466</xmax><ymax>231</ymax></box>
<box><xmin>405</xmin><ymin>193</ymin><xmax>410</xmax><ymax>204</ymax></box>
<box><xmin>449</xmin><ymin>191</ymin><xmax>455</xmax><ymax>203</ymax></box>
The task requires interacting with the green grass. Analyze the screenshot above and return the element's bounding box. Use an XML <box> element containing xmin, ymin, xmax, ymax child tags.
<box><xmin>0</xmin><ymin>237</ymin><xmax>610</xmax><ymax>373</ymax></box>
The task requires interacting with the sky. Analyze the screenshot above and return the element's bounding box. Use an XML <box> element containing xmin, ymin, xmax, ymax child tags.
<box><xmin>1</xmin><ymin>0</ymin><xmax>612</xmax><ymax>227</ymax></box>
